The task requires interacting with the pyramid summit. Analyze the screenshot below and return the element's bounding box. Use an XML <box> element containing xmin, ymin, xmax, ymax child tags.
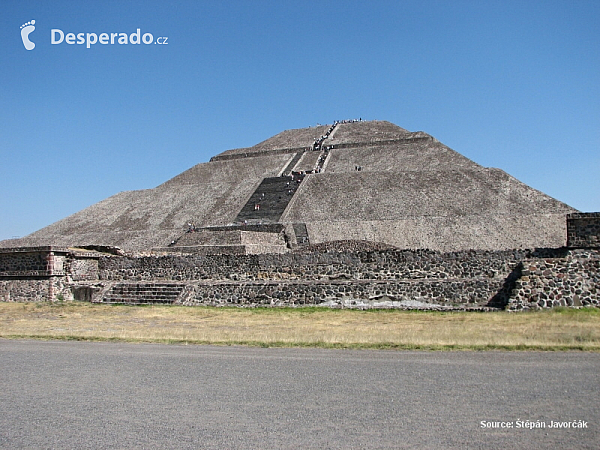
<box><xmin>2</xmin><ymin>120</ymin><xmax>576</xmax><ymax>254</ymax></box>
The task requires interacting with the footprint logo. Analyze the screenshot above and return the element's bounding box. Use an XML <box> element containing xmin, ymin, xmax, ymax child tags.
<box><xmin>20</xmin><ymin>20</ymin><xmax>36</xmax><ymax>50</ymax></box>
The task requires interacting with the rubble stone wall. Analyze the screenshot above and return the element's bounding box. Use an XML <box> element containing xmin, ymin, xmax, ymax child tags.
<box><xmin>509</xmin><ymin>249</ymin><xmax>600</xmax><ymax>310</ymax></box>
<box><xmin>0</xmin><ymin>247</ymin><xmax>99</xmax><ymax>301</ymax></box>
<box><xmin>67</xmin><ymin>258</ymin><xmax>99</xmax><ymax>281</ymax></box>
<box><xmin>179</xmin><ymin>278</ymin><xmax>505</xmax><ymax>308</ymax></box>
<box><xmin>0</xmin><ymin>277</ymin><xmax>72</xmax><ymax>302</ymax></box>
<box><xmin>568</xmin><ymin>213</ymin><xmax>600</xmax><ymax>248</ymax></box>
<box><xmin>1</xmin><ymin>245</ymin><xmax>598</xmax><ymax>309</ymax></box>
<box><xmin>97</xmin><ymin>249</ymin><xmax>524</xmax><ymax>283</ymax></box>
<box><xmin>0</xmin><ymin>251</ymin><xmax>48</xmax><ymax>276</ymax></box>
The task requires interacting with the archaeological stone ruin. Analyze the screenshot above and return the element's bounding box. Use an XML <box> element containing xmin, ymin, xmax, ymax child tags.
<box><xmin>1</xmin><ymin>120</ymin><xmax>598</xmax><ymax>309</ymax></box>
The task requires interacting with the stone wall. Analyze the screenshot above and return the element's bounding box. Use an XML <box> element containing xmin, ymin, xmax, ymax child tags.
<box><xmin>159</xmin><ymin>224</ymin><xmax>289</xmax><ymax>256</ymax></box>
<box><xmin>0</xmin><ymin>246</ymin><xmax>67</xmax><ymax>277</ymax></box>
<box><xmin>567</xmin><ymin>213</ymin><xmax>600</xmax><ymax>248</ymax></box>
<box><xmin>91</xmin><ymin>248</ymin><xmax>525</xmax><ymax>309</ymax></box>
<box><xmin>298</xmin><ymin>215</ymin><xmax>569</xmax><ymax>252</ymax></box>
<box><xmin>178</xmin><ymin>278</ymin><xmax>505</xmax><ymax>309</ymax></box>
<box><xmin>509</xmin><ymin>249</ymin><xmax>600</xmax><ymax>310</ymax></box>
<box><xmin>88</xmin><ymin>247</ymin><xmax>597</xmax><ymax>309</ymax></box>
<box><xmin>0</xmin><ymin>277</ymin><xmax>72</xmax><ymax>302</ymax></box>
<box><xmin>0</xmin><ymin>250</ymin><xmax>49</xmax><ymax>276</ymax></box>
<box><xmin>97</xmin><ymin>249</ymin><xmax>524</xmax><ymax>283</ymax></box>
<box><xmin>0</xmin><ymin>247</ymin><xmax>100</xmax><ymax>301</ymax></box>
<box><xmin>1</xmin><ymin>242</ymin><xmax>598</xmax><ymax>310</ymax></box>
<box><xmin>67</xmin><ymin>258</ymin><xmax>99</xmax><ymax>281</ymax></box>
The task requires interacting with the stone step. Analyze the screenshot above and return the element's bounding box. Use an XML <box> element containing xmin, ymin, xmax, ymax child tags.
<box><xmin>293</xmin><ymin>151</ymin><xmax>321</xmax><ymax>173</ymax></box>
<box><xmin>235</xmin><ymin>176</ymin><xmax>303</xmax><ymax>224</ymax></box>
<box><xmin>293</xmin><ymin>223</ymin><xmax>310</xmax><ymax>246</ymax></box>
<box><xmin>282</xmin><ymin>152</ymin><xmax>304</xmax><ymax>175</ymax></box>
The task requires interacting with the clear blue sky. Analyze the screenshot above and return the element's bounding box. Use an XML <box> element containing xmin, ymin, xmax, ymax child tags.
<box><xmin>1</xmin><ymin>0</ymin><xmax>598</xmax><ymax>240</ymax></box>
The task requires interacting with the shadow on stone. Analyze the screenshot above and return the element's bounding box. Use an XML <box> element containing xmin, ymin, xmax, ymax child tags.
<box><xmin>488</xmin><ymin>262</ymin><xmax>523</xmax><ymax>309</ymax></box>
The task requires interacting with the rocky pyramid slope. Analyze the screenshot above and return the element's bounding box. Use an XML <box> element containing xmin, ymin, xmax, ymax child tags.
<box><xmin>1</xmin><ymin>120</ymin><xmax>576</xmax><ymax>253</ymax></box>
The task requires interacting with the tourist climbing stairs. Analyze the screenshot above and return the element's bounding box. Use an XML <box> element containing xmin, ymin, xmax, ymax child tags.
<box><xmin>282</xmin><ymin>152</ymin><xmax>304</xmax><ymax>175</ymax></box>
<box><xmin>294</xmin><ymin>151</ymin><xmax>321</xmax><ymax>173</ymax></box>
<box><xmin>102</xmin><ymin>283</ymin><xmax>185</xmax><ymax>304</ymax></box>
<box><xmin>235</xmin><ymin>175</ymin><xmax>303</xmax><ymax>224</ymax></box>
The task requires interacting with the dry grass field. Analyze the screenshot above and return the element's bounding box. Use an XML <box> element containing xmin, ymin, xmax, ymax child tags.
<box><xmin>1</xmin><ymin>302</ymin><xmax>599</xmax><ymax>350</ymax></box>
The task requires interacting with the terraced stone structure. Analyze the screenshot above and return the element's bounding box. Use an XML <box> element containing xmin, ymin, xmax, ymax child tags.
<box><xmin>1</xmin><ymin>120</ymin><xmax>598</xmax><ymax>309</ymax></box>
<box><xmin>1</xmin><ymin>120</ymin><xmax>576</xmax><ymax>254</ymax></box>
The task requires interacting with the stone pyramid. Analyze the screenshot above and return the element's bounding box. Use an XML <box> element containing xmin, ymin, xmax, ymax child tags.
<box><xmin>1</xmin><ymin>120</ymin><xmax>576</xmax><ymax>254</ymax></box>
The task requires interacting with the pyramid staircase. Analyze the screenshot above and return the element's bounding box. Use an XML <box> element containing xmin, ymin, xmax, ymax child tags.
<box><xmin>293</xmin><ymin>223</ymin><xmax>310</xmax><ymax>246</ymax></box>
<box><xmin>234</xmin><ymin>175</ymin><xmax>303</xmax><ymax>224</ymax></box>
<box><xmin>282</xmin><ymin>152</ymin><xmax>304</xmax><ymax>175</ymax></box>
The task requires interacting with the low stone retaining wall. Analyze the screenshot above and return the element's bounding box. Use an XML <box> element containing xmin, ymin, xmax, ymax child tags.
<box><xmin>0</xmin><ymin>247</ymin><xmax>99</xmax><ymax>280</ymax></box>
<box><xmin>0</xmin><ymin>278</ymin><xmax>72</xmax><ymax>302</ymax></box>
<box><xmin>0</xmin><ymin>250</ymin><xmax>48</xmax><ymax>275</ymax></box>
<box><xmin>86</xmin><ymin>248</ymin><xmax>598</xmax><ymax>309</ymax></box>
<box><xmin>178</xmin><ymin>278</ymin><xmax>505</xmax><ymax>308</ymax></box>
<box><xmin>1</xmin><ymin>245</ymin><xmax>598</xmax><ymax>310</ymax></box>
<box><xmin>98</xmin><ymin>249</ymin><xmax>525</xmax><ymax>283</ymax></box>
<box><xmin>509</xmin><ymin>249</ymin><xmax>599</xmax><ymax>309</ymax></box>
<box><xmin>0</xmin><ymin>247</ymin><xmax>100</xmax><ymax>302</ymax></box>
<box><xmin>67</xmin><ymin>276</ymin><xmax>506</xmax><ymax>309</ymax></box>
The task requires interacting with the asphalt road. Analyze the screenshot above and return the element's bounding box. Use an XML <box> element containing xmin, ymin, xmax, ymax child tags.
<box><xmin>0</xmin><ymin>340</ymin><xmax>598</xmax><ymax>449</ymax></box>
